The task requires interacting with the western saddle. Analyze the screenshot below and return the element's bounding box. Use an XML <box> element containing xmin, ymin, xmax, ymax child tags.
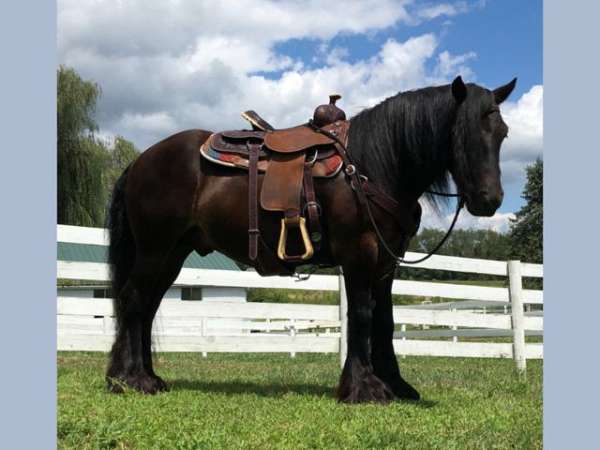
<box><xmin>200</xmin><ymin>95</ymin><xmax>349</xmax><ymax>271</ymax></box>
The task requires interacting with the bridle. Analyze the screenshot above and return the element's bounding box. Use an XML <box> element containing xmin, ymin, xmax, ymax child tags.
<box><xmin>309</xmin><ymin>120</ymin><xmax>465</xmax><ymax>270</ymax></box>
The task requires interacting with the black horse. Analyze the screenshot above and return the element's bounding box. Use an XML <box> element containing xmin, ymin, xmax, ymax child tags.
<box><xmin>106</xmin><ymin>76</ymin><xmax>515</xmax><ymax>403</ymax></box>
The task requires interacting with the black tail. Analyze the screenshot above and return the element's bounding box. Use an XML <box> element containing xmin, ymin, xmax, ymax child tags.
<box><xmin>106</xmin><ymin>166</ymin><xmax>135</xmax><ymax>320</ymax></box>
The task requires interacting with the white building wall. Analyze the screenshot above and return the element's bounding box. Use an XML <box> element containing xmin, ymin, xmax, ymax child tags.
<box><xmin>202</xmin><ymin>286</ymin><xmax>246</xmax><ymax>303</ymax></box>
<box><xmin>163</xmin><ymin>287</ymin><xmax>182</xmax><ymax>300</ymax></box>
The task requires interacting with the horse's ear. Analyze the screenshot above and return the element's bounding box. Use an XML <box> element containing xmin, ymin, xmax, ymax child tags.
<box><xmin>493</xmin><ymin>78</ymin><xmax>517</xmax><ymax>104</ymax></box>
<box><xmin>451</xmin><ymin>76</ymin><xmax>467</xmax><ymax>104</ymax></box>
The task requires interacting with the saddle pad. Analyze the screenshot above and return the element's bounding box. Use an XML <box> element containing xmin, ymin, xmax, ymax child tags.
<box><xmin>200</xmin><ymin>138</ymin><xmax>343</xmax><ymax>178</ymax></box>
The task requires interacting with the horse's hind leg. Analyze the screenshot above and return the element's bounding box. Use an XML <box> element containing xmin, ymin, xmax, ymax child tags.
<box><xmin>107</xmin><ymin>236</ymin><xmax>191</xmax><ymax>394</ymax></box>
<box><xmin>371</xmin><ymin>274</ymin><xmax>420</xmax><ymax>400</ymax></box>
<box><xmin>139</xmin><ymin>240</ymin><xmax>195</xmax><ymax>389</ymax></box>
<box><xmin>107</xmin><ymin>253</ymin><xmax>165</xmax><ymax>393</ymax></box>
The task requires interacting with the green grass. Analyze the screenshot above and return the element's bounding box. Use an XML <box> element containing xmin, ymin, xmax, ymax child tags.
<box><xmin>58</xmin><ymin>352</ymin><xmax>542</xmax><ymax>449</ymax></box>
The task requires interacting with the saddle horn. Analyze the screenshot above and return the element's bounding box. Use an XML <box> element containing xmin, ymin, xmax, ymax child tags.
<box><xmin>312</xmin><ymin>94</ymin><xmax>346</xmax><ymax>128</ymax></box>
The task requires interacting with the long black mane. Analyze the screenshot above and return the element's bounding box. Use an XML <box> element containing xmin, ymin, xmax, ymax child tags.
<box><xmin>348</xmin><ymin>84</ymin><xmax>469</xmax><ymax>210</ymax></box>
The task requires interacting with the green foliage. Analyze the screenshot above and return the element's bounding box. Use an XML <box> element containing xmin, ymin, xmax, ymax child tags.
<box><xmin>248</xmin><ymin>288</ymin><xmax>339</xmax><ymax>305</ymax></box>
<box><xmin>103</xmin><ymin>135</ymin><xmax>139</xmax><ymax>195</ymax></box>
<box><xmin>57</xmin><ymin>66</ymin><xmax>139</xmax><ymax>226</ymax></box>
<box><xmin>404</xmin><ymin>228</ymin><xmax>511</xmax><ymax>282</ymax></box>
<box><xmin>248</xmin><ymin>279</ymin><xmax>505</xmax><ymax>306</ymax></box>
<box><xmin>57</xmin><ymin>66</ymin><xmax>107</xmax><ymax>226</ymax></box>
<box><xmin>58</xmin><ymin>352</ymin><xmax>542</xmax><ymax>449</ymax></box>
<box><xmin>509</xmin><ymin>159</ymin><xmax>543</xmax><ymax>263</ymax></box>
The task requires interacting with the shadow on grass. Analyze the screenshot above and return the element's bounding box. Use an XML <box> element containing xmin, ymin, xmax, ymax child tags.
<box><xmin>169</xmin><ymin>379</ymin><xmax>335</xmax><ymax>398</ymax></box>
<box><xmin>167</xmin><ymin>379</ymin><xmax>438</xmax><ymax>408</ymax></box>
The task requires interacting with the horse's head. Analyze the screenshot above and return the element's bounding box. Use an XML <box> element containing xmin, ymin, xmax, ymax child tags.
<box><xmin>449</xmin><ymin>76</ymin><xmax>516</xmax><ymax>216</ymax></box>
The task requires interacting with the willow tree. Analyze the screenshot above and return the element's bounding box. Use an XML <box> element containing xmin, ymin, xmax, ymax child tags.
<box><xmin>104</xmin><ymin>135</ymin><xmax>139</xmax><ymax>197</ymax></box>
<box><xmin>57</xmin><ymin>66</ymin><xmax>109</xmax><ymax>226</ymax></box>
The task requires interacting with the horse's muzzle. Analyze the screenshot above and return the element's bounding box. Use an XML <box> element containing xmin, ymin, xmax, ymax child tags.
<box><xmin>466</xmin><ymin>189</ymin><xmax>503</xmax><ymax>217</ymax></box>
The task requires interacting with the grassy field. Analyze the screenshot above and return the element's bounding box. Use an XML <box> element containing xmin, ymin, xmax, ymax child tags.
<box><xmin>58</xmin><ymin>352</ymin><xmax>542</xmax><ymax>449</ymax></box>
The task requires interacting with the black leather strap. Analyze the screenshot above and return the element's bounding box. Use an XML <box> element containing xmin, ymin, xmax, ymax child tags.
<box><xmin>247</xmin><ymin>142</ymin><xmax>261</xmax><ymax>261</ymax></box>
<box><xmin>302</xmin><ymin>164</ymin><xmax>322</xmax><ymax>250</ymax></box>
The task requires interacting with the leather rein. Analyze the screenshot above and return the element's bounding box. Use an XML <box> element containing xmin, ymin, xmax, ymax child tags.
<box><xmin>308</xmin><ymin>120</ymin><xmax>464</xmax><ymax>269</ymax></box>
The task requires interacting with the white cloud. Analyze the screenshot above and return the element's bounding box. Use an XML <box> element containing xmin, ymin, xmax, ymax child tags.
<box><xmin>118</xmin><ymin>111</ymin><xmax>179</xmax><ymax>136</ymax></box>
<box><xmin>59</xmin><ymin>0</ymin><xmax>413</xmax><ymax>61</ymax></box>
<box><xmin>420</xmin><ymin>201</ymin><xmax>515</xmax><ymax>233</ymax></box>
<box><xmin>416</xmin><ymin>2</ymin><xmax>470</xmax><ymax>20</ymax></box>
<box><xmin>500</xmin><ymin>85</ymin><xmax>543</xmax><ymax>184</ymax></box>
<box><xmin>435</xmin><ymin>50</ymin><xmax>477</xmax><ymax>79</ymax></box>
<box><xmin>58</xmin><ymin>0</ymin><xmax>434</xmax><ymax>146</ymax></box>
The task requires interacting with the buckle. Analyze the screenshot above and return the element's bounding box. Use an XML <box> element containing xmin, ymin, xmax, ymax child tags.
<box><xmin>277</xmin><ymin>216</ymin><xmax>314</xmax><ymax>261</ymax></box>
<box><xmin>350</xmin><ymin>174</ymin><xmax>369</xmax><ymax>191</ymax></box>
<box><xmin>303</xmin><ymin>201</ymin><xmax>322</xmax><ymax>217</ymax></box>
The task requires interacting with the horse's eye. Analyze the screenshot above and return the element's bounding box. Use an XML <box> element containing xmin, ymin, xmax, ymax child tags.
<box><xmin>483</xmin><ymin>108</ymin><xmax>499</xmax><ymax>118</ymax></box>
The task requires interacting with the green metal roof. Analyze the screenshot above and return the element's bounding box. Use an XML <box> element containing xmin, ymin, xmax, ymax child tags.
<box><xmin>57</xmin><ymin>243</ymin><xmax>240</xmax><ymax>271</ymax></box>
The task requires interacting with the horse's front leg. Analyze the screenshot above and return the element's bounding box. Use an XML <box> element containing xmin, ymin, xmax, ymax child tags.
<box><xmin>336</xmin><ymin>267</ymin><xmax>395</xmax><ymax>403</ymax></box>
<box><xmin>371</xmin><ymin>274</ymin><xmax>420</xmax><ymax>400</ymax></box>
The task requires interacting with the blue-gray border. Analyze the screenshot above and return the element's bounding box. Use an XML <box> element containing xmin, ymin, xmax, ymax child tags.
<box><xmin>0</xmin><ymin>1</ymin><xmax>57</xmax><ymax>447</ymax></box>
<box><xmin>545</xmin><ymin>1</ymin><xmax>600</xmax><ymax>448</ymax></box>
<box><xmin>1</xmin><ymin>1</ymin><xmax>598</xmax><ymax>448</ymax></box>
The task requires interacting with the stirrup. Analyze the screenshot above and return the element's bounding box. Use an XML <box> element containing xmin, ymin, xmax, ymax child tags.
<box><xmin>277</xmin><ymin>216</ymin><xmax>314</xmax><ymax>261</ymax></box>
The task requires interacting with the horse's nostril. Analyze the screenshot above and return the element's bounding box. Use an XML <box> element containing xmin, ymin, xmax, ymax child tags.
<box><xmin>479</xmin><ymin>190</ymin><xmax>491</xmax><ymax>201</ymax></box>
<box><xmin>476</xmin><ymin>189</ymin><xmax>502</xmax><ymax>212</ymax></box>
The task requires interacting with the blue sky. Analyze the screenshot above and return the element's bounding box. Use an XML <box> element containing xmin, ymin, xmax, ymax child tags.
<box><xmin>59</xmin><ymin>0</ymin><xmax>543</xmax><ymax>231</ymax></box>
<box><xmin>276</xmin><ymin>0</ymin><xmax>542</xmax><ymax>100</ymax></box>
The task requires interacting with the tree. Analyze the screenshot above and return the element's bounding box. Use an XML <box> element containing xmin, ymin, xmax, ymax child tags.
<box><xmin>509</xmin><ymin>159</ymin><xmax>543</xmax><ymax>263</ymax></box>
<box><xmin>57</xmin><ymin>66</ymin><xmax>109</xmax><ymax>226</ymax></box>
<box><xmin>405</xmin><ymin>227</ymin><xmax>511</xmax><ymax>281</ymax></box>
<box><xmin>103</xmin><ymin>135</ymin><xmax>139</xmax><ymax>198</ymax></box>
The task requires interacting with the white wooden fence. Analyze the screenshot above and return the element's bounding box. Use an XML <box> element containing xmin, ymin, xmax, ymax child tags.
<box><xmin>57</xmin><ymin>225</ymin><xmax>543</xmax><ymax>372</ymax></box>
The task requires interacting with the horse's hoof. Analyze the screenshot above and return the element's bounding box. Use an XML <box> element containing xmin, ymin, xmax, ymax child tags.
<box><xmin>337</xmin><ymin>373</ymin><xmax>395</xmax><ymax>404</ymax></box>
<box><xmin>106</xmin><ymin>373</ymin><xmax>168</xmax><ymax>395</ymax></box>
<box><xmin>393</xmin><ymin>382</ymin><xmax>420</xmax><ymax>401</ymax></box>
<box><xmin>150</xmin><ymin>374</ymin><xmax>169</xmax><ymax>392</ymax></box>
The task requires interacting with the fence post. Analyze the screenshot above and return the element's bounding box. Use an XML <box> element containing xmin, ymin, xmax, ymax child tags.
<box><xmin>201</xmin><ymin>317</ymin><xmax>207</xmax><ymax>358</ymax></box>
<box><xmin>508</xmin><ymin>260</ymin><xmax>526</xmax><ymax>375</ymax></box>
<box><xmin>290</xmin><ymin>319</ymin><xmax>296</xmax><ymax>358</ymax></box>
<box><xmin>451</xmin><ymin>308</ymin><xmax>458</xmax><ymax>343</ymax></box>
<box><xmin>400</xmin><ymin>324</ymin><xmax>406</xmax><ymax>359</ymax></box>
<box><xmin>339</xmin><ymin>271</ymin><xmax>348</xmax><ymax>369</ymax></box>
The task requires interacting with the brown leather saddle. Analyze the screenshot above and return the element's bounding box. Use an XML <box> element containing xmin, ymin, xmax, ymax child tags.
<box><xmin>200</xmin><ymin>95</ymin><xmax>349</xmax><ymax>268</ymax></box>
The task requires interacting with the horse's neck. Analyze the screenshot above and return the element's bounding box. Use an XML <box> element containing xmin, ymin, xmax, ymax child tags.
<box><xmin>349</xmin><ymin>93</ymin><xmax>454</xmax><ymax>204</ymax></box>
<box><xmin>398</xmin><ymin>152</ymin><xmax>449</xmax><ymax>200</ymax></box>
<box><xmin>394</xmin><ymin>117</ymin><xmax>453</xmax><ymax>201</ymax></box>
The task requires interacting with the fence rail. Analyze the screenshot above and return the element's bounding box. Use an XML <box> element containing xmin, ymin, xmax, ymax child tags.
<box><xmin>57</xmin><ymin>225</ymin><xmax>544</xmax><ymax>372</ymax></box>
